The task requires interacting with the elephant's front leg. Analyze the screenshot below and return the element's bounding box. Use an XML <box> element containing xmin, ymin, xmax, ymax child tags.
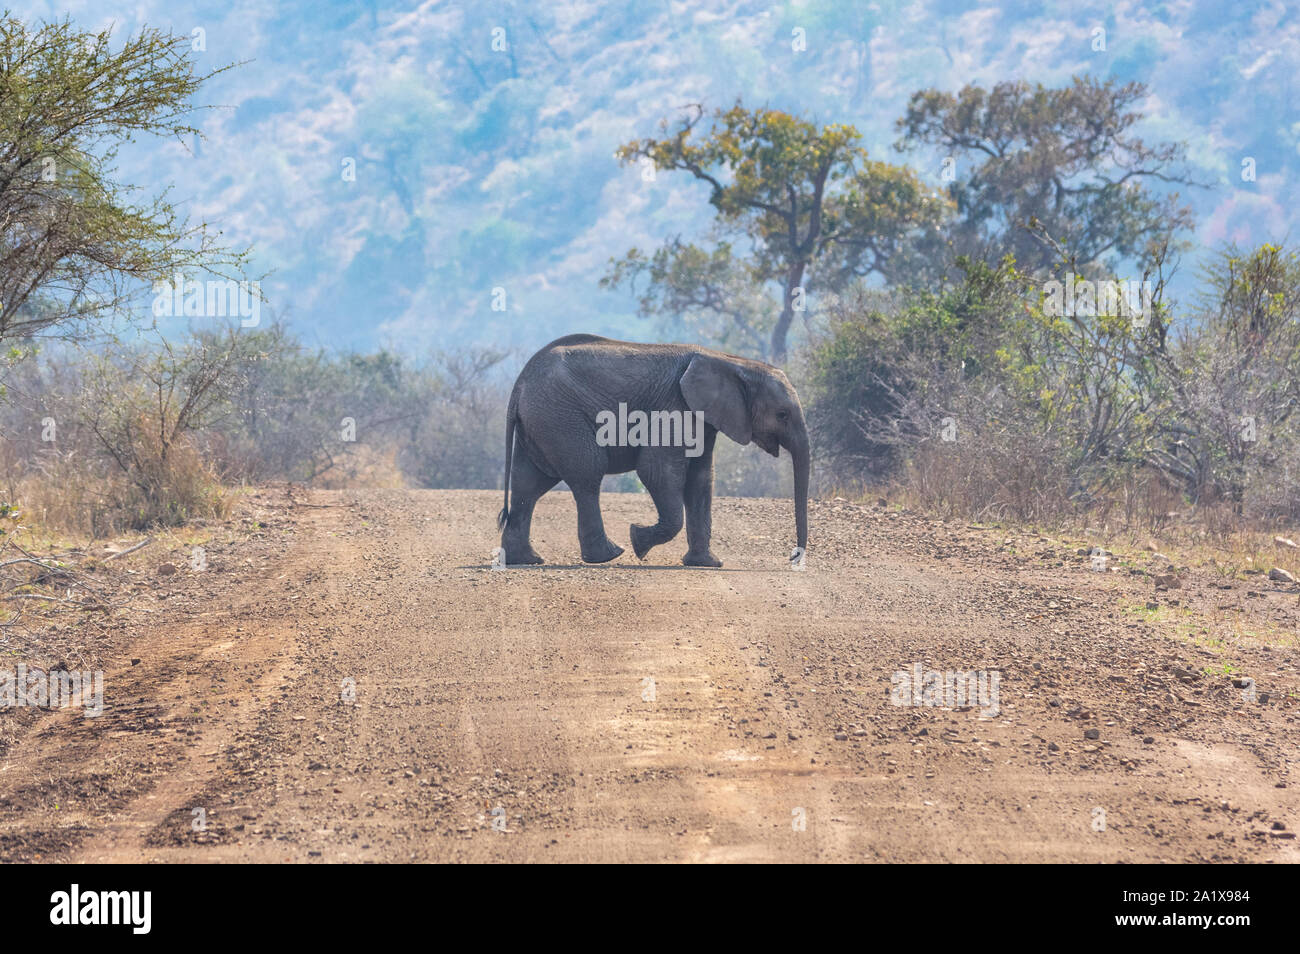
<box><xmin>682</xmin><ymin>429</ymin><xmax>722</xmax><ymax>567</ymax></box>
<box><xmin>571</xmin><ymin>482</ymin><xmax>624</xmax><ymax>564</ymax></box>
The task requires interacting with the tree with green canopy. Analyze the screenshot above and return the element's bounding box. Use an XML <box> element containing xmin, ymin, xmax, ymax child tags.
<box><xmin>611</xmin><ymin>103</ymin><xmax>949</xmax><ymax>363</ymax></box>
<box><xmin>0</xmin><ymin>14</ymin><xmax>250</xmax><ymax>347</ymax></box>
<box><xmin>895</xmin><ymin>76</ymin><xmax>1199</xmax><ymax>276</ymax></box>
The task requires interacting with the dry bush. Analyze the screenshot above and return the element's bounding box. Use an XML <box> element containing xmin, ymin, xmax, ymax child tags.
<box><xmin>9</xmin><ymin>449</ymin><xmax>121</xmax><ymax>538</ymax></box>
<box><xmin>311</xmin><ymin>444</ymin><xmax>409</xmax><ymax>490</ymax></box>
<box><xmin>4</xmin><ymin>425</ymin><xmax>229</xmax><ymax>537</ymax></box>
<box><xmin>107</xmin><ymin>414</ymin><xmax>232</xmax><ymax>528</ymax></box>
<box><xmin>898</xmin><ymin>438</ymin><xmax>1074</xmax><ymax>524</ymax></box>
<box><xmin>0</xmin><ymin>329</ymin><xmax>246</xmax><ymax>536</ymax></box>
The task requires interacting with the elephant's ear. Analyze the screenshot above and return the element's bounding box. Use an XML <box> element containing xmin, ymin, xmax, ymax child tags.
<box><xmin>681</xmin><ymin>355</ymin><xmax>751</xmax><ymax>445</ymax></box>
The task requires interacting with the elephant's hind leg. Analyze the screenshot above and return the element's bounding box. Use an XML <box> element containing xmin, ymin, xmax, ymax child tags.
<box><xmin>630</xmin><ymin>458</ymin><xmax>685</xmax><ymax>561</ymax></box>
<box><xmin>571</xmin><ymin>482</ymin><xmax>624</xmax><ymax>563</ymax></box>
<box><xmin>501</xmin><ymin>450</ymin><xmax>557</xmax><ymax>565</ymax></box>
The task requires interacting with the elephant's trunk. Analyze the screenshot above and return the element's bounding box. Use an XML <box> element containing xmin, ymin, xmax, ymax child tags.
<box><xmin>789</xmin><ymin>427</ymin><xmax>810</xmax><ymax>552</ymax></box>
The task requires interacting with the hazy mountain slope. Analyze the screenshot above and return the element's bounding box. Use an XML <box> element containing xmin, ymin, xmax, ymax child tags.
<box><xmin>23</xmin><ymin>0</ymin><xmax>1299</xmax><ymax>353</ymax></box>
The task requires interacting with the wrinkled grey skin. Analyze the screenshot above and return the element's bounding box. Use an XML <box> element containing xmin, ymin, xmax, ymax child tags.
<box><xmin>498</xmin><ymin>334</ymin><xmax>810</xmax><ymax>567</ymax></box>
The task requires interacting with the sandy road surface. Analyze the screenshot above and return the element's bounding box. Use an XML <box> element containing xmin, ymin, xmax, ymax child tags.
<box><xmin>1</xmin><ymin>487</ymin><xmax>1298</xmax><ymax>862</ymax></box>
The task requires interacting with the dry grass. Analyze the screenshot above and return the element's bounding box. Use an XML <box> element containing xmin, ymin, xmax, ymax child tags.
<box><xmin>307</xmin><ymin>444</ymin><xmax>410</xmax><ymax>490</ymax></box>
<box><xmin>1102</xmin><ymin>522</ymin><xmax>1300</xmax><ymax>584</ymax></box>
<box><xmin>841</xmin><ymin>457</ymin><xmax>1300</xmax><ymax>585</ymax></box>
<box><xmin>894</xmin><ymin>441</ymin><xmax>1076</xmax><ymax>524</ymax></box>
<box><xmin>2</xmin><ymin>438</ymin><xmax>232</xmax><ymax>540</ymax></box>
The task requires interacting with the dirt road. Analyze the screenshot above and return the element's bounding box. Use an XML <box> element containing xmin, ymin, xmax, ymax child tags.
<box><xmin>1</xmin><ymin>487</ymin><xmax>1297</xmax><ymax>862</ymax></box>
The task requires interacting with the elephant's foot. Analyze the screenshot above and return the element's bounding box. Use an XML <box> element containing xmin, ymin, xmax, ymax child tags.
<box><xmin>682</xmin><ymin>549</ymin><xmax>722</xmax><ymax>568</ymax></box>
<box><xmin>630</xmin><ymin>523</ymin><xmax>657</xmax><ymax>560</ymax></box>
<box><xmin>504</xmin><ymin>544</ymin><xmax>544</xmax><ymax>565</ymax></box>
<box><xmin>580</xmin><ymin>538</ymin><xmax>625</xmax><ymax>564</ymax></box>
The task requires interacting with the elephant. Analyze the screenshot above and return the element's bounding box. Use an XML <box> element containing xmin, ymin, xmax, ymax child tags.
<box><xmin>496</xmin><ymin>334</ymin><xmax>809</xmax><ymax>567</ymax></box>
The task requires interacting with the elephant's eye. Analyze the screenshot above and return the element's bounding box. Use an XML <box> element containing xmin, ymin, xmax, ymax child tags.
<box><xmin>776</xmin><ymin>410</ymin><xmax>789</xmax><ymax>422</ymax></box>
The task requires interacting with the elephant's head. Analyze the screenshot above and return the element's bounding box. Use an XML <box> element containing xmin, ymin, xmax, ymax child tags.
<box><xmin>680</xmin><ymin>353</ymin><xmax>810</xmax><ymax>553</ymax></box>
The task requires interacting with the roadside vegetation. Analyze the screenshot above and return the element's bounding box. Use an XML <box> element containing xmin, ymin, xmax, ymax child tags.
<box><xmin>0</xmin><ymin>15</ymin><xmax>1295</xmax><ymax>600</ymax></box>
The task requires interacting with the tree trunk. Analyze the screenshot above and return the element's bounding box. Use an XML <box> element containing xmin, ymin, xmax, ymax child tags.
<box><xmin>770</xmin><ymin>262</ymin><xmax>806</xmax><ymax>365</ymax></box>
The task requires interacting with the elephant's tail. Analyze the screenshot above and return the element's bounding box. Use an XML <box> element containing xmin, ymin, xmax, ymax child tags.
<box><xmin>498</xmin><ymin>389</ymin><xmax>519</xmax><ymax>531</ymax></box>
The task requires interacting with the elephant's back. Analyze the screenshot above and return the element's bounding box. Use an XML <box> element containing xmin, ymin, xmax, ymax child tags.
<box><xmin>535</xmin><ymin>335</ymin><xmax>692</xmax><ymax>364</ymax></box>
<box><xmin>514</xmin><ymin>336</ymin><xmax>691</xmax><ymax>429</ymax></box>
<box><xmin>540</xmin><ymin>333</ymin><xmax>611</xmax><ymax>350</ymax></box>
<box><xmin>520</xmin><ymin>335</ymin><xmax>688</xmax><ymax>379</ymax></box>
<box><xmin>518</xmin><ymin>334</ymin><xmax>612</xmax><ymax>380</ymax></box>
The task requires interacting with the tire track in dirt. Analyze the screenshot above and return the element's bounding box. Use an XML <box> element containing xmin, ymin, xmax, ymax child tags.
<box><xmin>0</xmin><ymin>492</ymin><xmax>320</xmax><ymax>861</ymax></box>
